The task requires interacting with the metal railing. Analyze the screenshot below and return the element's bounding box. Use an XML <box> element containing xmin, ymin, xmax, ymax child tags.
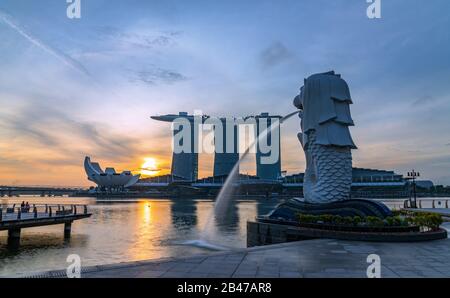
<box><xmin>0</xmin><ymin>204</ymin><xmax>89</xmax><ymax>222</ymax></box>
<box><xmin>404</xmin><ymin>199</ymin><xmax>449</xmax><ymax>209</ymax></box>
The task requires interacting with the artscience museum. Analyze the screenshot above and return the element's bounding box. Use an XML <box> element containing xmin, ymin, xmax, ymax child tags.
<box><xmin>84</xmin><ymin>156</ymin><xmax>140</xmax><ymax>190</ymax></box>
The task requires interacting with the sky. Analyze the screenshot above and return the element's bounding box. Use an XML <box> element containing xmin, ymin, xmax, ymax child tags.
<box><xmin>0</xmin><ymin>0</ymin><xmax>450</xmax><ymax>187</ymax></box>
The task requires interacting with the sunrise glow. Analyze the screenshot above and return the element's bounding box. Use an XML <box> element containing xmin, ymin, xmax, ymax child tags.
<box><xmin>140</xmin><ymin>157</ymin><xmax>160</xmax><ymax>176</ymax></box>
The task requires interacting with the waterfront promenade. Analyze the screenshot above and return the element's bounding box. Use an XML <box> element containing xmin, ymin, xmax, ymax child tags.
<box><xmin>18</xmin><ymin>223</ymin><xmax>450</xmax><ymax>278</ymax></box>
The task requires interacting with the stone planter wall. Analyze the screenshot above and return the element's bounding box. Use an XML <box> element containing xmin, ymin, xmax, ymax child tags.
<box><xmin>247</xmin><ymin>221</ymin><xmax>448</xmax><ymax>247</ymax></box>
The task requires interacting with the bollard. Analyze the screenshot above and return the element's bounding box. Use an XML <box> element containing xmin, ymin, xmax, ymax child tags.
<box><xmin>49</xmin><ymin>206</ymin><xmax>52</xmax><ymax>217</ymax></box>
<box><xmin>74</xmin><ymin>205</ymin><xmax>77</xmax><ymax>215</ymax></box>
<box><xmin>432</xmin><ymin>200</ymin><xmax>435</xmax><ymax>208</ymax></box>
<box><xmin>446</xmin><ymin>200</ymin><xmax>449</xmax><ymax>209</ymax></box>
<box><xmin>419</xmin><ymin>200</ymin><xmax>422</xmax><ymax>208</ymax></box>
<box><xmin>17</xmin><ymin>208</ymin><xmax>21</xmax><ymax>220</ymax></box>
<box><xmin>62</xmin><ymin>206</ymin><xmax>65</xmax><ymax>211</ymax></box>
<box><xmin>45</xmin><ymin>204</ymin><xmax>48</xmax><ymax>213</ymax></box>
<box><xmin>34</xmin><ymin>206</ymin><xmax>37</xmax><ymax>218</ymax></box>
<box><xmin>84</xmin><ymin>205</ymin><xmax>87</xmax><ymax>214</ymax></box>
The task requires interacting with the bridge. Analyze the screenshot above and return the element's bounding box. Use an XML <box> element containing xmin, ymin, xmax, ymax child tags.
<box><xmin>0</xmin><ymin>186</ymin><xmax>86</xmax><ymax>197</ymax></box>
<box><xmin>0</xmin><ymin>204</ymin><xmax>92</xmax><ymax>247</ymax></box>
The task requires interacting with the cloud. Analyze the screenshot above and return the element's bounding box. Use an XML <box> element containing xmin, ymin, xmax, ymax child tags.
<box><xmin>0</xmin><ymin>102</ymin><xmax>147</xmax><ymax>163</ymax></box>
<box><xmin>93</xmin><ymin>26</ymin><xmax>182</xmax><ymax>49</ymax></box>
<box><xmin>0</xmin><ymin>10</ymin><xmax>90</xmax><ymax>77</ymax></box>
<box><xmin>260</xmin><ymin>41</ymin><xmax>294</xmax><ymax>69</ymax></box>
<box><xmin>411</xmin><ymin>95</ymin><xmax>436</xmax><ymax>107</ymax></box>
<box><xmin>128</xmin><ymin>66</ymin><xmax>187</xmax><ymax>85</ymax></box>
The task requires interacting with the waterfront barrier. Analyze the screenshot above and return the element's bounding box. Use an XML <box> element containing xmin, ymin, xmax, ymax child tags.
<box><xmin>404</xmin><ymin>199</ymin><xmax>449</xmax><ymax>210</ymax></box>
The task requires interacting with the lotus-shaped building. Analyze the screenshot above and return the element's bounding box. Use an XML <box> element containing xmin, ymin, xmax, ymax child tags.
<box><xmin>84</xmin><ymin>156</ymin><xmax>140</xmax><ymax>189</ymax></box>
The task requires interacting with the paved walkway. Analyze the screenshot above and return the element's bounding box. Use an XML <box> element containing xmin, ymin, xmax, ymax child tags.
<box><xmin>22</xmin><ymin>223</ymin><xmax>450</xmax><ymax>278</ymax></box>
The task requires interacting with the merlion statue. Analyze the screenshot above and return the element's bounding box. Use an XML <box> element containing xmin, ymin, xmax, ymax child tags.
<box><xmin>293</xmin><ymin>71</ymin><xmax>357</xmax><ymax>204</ymax></box>
<box><xmin>263</xmin><ymin>71</ymin><xmax>392</xmax><ymax>220</ymax></box>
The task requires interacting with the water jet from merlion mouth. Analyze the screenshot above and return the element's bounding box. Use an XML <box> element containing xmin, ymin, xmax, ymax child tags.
<box><xmin>180</xmin><ymin>110</ymin><xmax>299</xmax><ymax>250</ymax></box>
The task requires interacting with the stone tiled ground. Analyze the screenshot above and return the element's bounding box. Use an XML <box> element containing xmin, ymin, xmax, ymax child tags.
<box><xmin>22</xmin><ymin>223</ymin><xmax>450</xmax><ymax>278</ymax></box>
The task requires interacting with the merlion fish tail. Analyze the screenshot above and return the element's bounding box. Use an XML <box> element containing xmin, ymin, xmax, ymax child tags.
<box><xmin>302</xmin><ymin>131</ymin><xmax>352</xmax><ymax>204</ymax></box>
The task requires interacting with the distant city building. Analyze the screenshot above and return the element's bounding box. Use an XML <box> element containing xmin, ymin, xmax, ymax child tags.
<box><xmin>351</xmin><ymin>168</ymin><xmax>404</xmax><ymax>184</ymax></box>
<box><xmin>151</xmin><ymin>112</ymin><xmax>205</xmax><ymax>181</ymax></box>
<box><xmin>282</xmin><ymin>168</ymin><xmax>406</xmax><ymax>185</ymax></box>
<box><xmin>136</xmin><ymin>174</ymin><xmax>184</xmax><ymax>187</ymax></box>
<box><xmin>127</xmin><ymin>167</ymin><xmax>433</xmax><ymax>198</ymax></box>
<box><xmin>213</xmin><ymin>118</ymin><xmax>239</xmax><ymax>177</ymax></box>
<box><xmin>151</xmin><ymin>112</ymin><xmax>282</xmax><ymax>182</ymax></box>
<box><xmin>151</xmin><ymin>112</ymin><xmax>281</xmax><ymax>181</ymax></box>
<box><xmin>415</xmin><ymin>180</ymin><xmax>434</xmax><ymax>189</ymax></box>
<box><xmin>254</xmin><ymin>113</ymin><xmax>282</xmax><ymax>180</ymax></box>
<box><xmin>84</xmin><ymin>156</ymin><xmax>140</xmax><ymax>190</ymax></box>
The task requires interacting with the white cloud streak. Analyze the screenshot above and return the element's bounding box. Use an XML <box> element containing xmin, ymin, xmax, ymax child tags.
<box><xmin>0</xmin><ymin>10</ymin><xmax>90</xmax><ymax>77</ymax></box>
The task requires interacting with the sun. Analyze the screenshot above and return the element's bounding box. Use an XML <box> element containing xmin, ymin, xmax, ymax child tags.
<box><xmin>140</xmin><ymin>157</ymin><xmax>160</xmax><ymax>176</ymax></box>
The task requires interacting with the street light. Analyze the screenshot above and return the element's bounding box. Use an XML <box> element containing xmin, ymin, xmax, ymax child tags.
<box><xmin>406</xmin><ymin>170</ymin><xmax>420</xmax><ymax>208</ymax></box>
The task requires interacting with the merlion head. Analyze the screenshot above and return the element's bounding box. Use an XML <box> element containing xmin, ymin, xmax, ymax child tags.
<box><xmin>294</xmin><ymin>70</ymin><xmax>357</xmax><ymax>149</ymax></box>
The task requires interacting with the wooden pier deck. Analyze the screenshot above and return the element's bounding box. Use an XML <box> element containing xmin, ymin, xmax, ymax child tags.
<box><xmin>0</xmin><ymin>204</ymin><xmax>92</xmax><ymax>247</ymax></box>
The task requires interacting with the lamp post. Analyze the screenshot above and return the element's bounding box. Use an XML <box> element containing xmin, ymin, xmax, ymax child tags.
<box><xmin>406</xmin><ymin>170</ymin><xmax>420</xmax><ymax>208</ymax></box>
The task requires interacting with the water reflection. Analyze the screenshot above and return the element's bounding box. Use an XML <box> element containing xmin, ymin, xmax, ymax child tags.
<box><xmin>0</xmin><ymin>197</ymin><xmax>282</xmax><ymax>276</ymax></box>
<box><xmin>215</xmin><ymin>199</ymin><xmax>240</xmax><ymax>232</ymax></box>
<box><xmin>171</xmin><ymin>198</ymin><xmax>197</xmax><ymax>228</ymax></box>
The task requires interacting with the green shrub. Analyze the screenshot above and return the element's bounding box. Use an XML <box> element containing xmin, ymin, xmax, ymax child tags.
<box><xmin>319</xmin><ymin>214</ymin><xmax>334</xmax><ymax>223</ymax></box>
<box><xmin>410</xmin><ymin>212</ymin><xmax>443</xmax><ymax>231</ymax></box>
<box><xmin>343</xmin><ymin>216</ymin><xmax>354</xmax><ymax>225</ymax></box>
<box><xmin>385</xmin><ymin>217</ymin><xmax>395</xmax><ymax>226</ymax></box>
<box><xmin>297</xmin><ymin>214</ymin><xmax>317</xmax><ymax>224</ymax></box>
<box><xmin>366</xmin><ymin>216</ymin><xmax>384</xmax><ymax>227</ymax></box>
<box><xmin>333</xmin><ymin>215</ymin><xmax>343</xmax><ymax>224</ymax></box>
<box><xmin>353</xmin><ymin>216</ymin><xmax>362</xmax><ymax>226</ymax></box>
<box><xmin>391</xmin><ymin>210</ymin><xmax>401</xmax><ymax>217</ymax></box>
<box><xmin>392</xmin><ymin>216</ymin><xmax>400</xmax><ymax>225</ymax></box>
<box><xmin>293</xmin><ymin>212</ymin><xmax>442</xmax><ymax>230</ymax></box>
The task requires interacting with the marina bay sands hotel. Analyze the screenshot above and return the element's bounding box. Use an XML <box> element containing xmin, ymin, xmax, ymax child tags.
<box><xmin>151</xmin><ymin>112</ymin><xmax>282</xmax><ymax>181</ymax></box>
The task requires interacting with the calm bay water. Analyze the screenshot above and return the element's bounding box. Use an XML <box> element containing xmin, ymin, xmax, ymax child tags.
<box><xmin>0</xmin><ymin>197</ymin><xmax>279</xmax><ymax>276</ymax></box>
<box><xmin>0</xmin><ymin>196</ymin><xmax>448</xmax><ymax>276</ymax></box>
